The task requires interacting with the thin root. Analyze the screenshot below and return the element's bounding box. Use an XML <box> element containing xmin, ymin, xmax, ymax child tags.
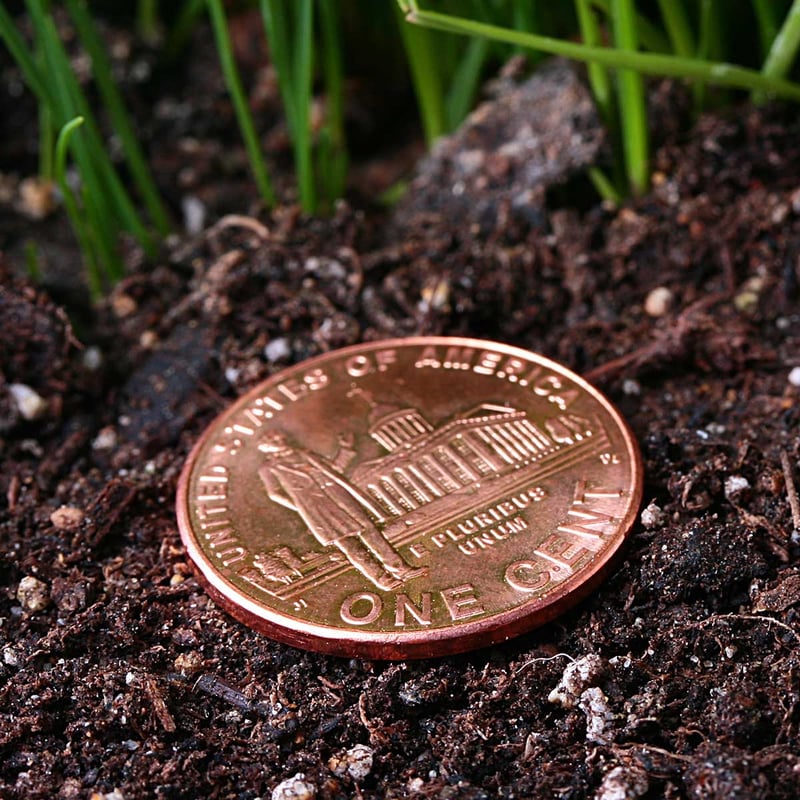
<box><xmin>781</xmin><ymin>450</ymin><xmax>800</xmax><ymax>533</ymax></box>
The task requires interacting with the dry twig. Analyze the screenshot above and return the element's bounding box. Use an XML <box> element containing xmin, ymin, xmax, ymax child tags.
<box><xmin>781</xmin><ymin>450</ymin><xmax>800</xmax><ymax>534</ymax></box>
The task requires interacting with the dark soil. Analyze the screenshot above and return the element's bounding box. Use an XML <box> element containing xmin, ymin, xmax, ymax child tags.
<box><xmin>1</xmin><ymin>22</ymin><xmax>800</xmax><ymax>800</ymax></box>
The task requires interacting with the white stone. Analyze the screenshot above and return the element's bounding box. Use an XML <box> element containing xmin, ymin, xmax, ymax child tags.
<box><xmin>788</xmin><ymin>366</ymin><xmax>800</xmax><ymax>387</ymax></box>
<box><xmin>271</xmin><ymin>773</ymin><xmax>316</xmax><ymax>800</ymax></box>
<box><xmin>9</xmin><ymin>383</ymin><xmax>48</xmax><ymax>420</ymax></box>
<box><xmin>264</xmin><ymin>337</ymin><xmax>291</xmax><ymax>362</ymax></box>
<box><xmin>621</xmin><ymin>379</ymin><xmax>640</xmax><ymax>396</ymax></box>
<box><xmin>724</xmin><ymin>475</ymin><xmax>750</xmax><ymax>500</ymax></box>
<box><xmin>92</xmin><ymin>426</ymin><xmax>118</xmax><ymax>450</ymax></box>
<box><xmin>593</xmin><ymin>765</ymin><xmax>649</xmax><ymax>800</ymax></box>
<box><xmin>182</xmin><ymin>194</ymin><xmax>206</xmax><ymax>235</ymax></box>
<box><xmin>579</xmin><ymin>686</ymin><xmax>615</xmax><ymax>744</ymax></box>
<box><xmin>328</xmin><ymin>744</ymin><xmax>373</xmax><ymax>781</ymax></box>
<box><xmin>548</xmin><ymin>654</ymin><xmax>605</xmax><ymax>708</ymax></box>
<box><xmin>3</xmin><ymin>645</ymin><xmax>20</xmax><ymax>666</ymax></box>
<box><xmin>644</xmin><ymin>287</ymin><xmax>673</xmax><ymax>317</ymax></box>
<box><xmin>640</xmin><ymin>501</ymin><xmax>666</xmax><ymax>529</ymax></box>
<box><xmin>50</xmin><ymin>506</ymin><xmax>85</xmax><ymax>530</ymax></box>
<box><xmin>17</xmin><ymin>575</ymin><xmax>50</xmax><ymax>611</ymax></box>
<box><xmin>82</xmin><ymin>346</ymin><xmax>103</xmax><ymax>371</ymax></box>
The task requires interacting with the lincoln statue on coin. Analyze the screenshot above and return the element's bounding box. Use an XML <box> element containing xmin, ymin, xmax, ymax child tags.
<box><xmin>257</xmin><ymin>432</ymin><xmax>426</xmax><ymax>591</ymax></box>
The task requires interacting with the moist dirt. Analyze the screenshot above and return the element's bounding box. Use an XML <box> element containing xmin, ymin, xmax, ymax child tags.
<box><xmin>1</xmin><ymin>24</ymin><xmax>800</xmax><ymax>800</ymax></box>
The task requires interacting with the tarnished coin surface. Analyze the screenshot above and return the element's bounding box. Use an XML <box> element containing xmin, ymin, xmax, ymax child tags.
<box><xmin>176</xmin><ymin>337</ymin><xmax>642</xmax><ymax>659</ymax></box>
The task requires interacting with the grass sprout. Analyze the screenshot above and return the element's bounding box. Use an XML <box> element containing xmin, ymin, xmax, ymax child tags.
<box><xmin>207</xmin><ymin>0</ymin><xmax>276</xmax><ymax>208</ymax></box>
<box><xmin>399</xmin><ymin>0</ymin><xmax>800</xmax><ymax>196</ymax></box>
<box><xmin>0</xmin><ymin>1</ymin><xmax>173</xmax><ymax>294</ymax></box>
<box><xmin>260</xmin><ymin>0</ymin><xmax>315</xmax><ymax>211</ymax></box>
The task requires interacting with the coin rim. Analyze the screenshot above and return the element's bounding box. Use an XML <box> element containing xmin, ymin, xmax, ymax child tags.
<box><xmin>176</xmin><ymin>337</ymin><xmax>643</xmax><ymax>659</ymax></box>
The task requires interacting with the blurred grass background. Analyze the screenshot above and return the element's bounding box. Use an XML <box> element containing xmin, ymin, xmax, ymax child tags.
<box><xmin>2</xmin><ymin>0</ymin><xmax>800</xmax><ymax>296</ymax></box>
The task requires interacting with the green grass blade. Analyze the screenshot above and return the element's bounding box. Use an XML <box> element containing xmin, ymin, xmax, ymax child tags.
<box><xmin>317</xmin><ymin>0</ymin><xmax>347</xmax><ymax>206</ymax></box>
<box><xmin>207</xmin><ymin>0</ymin><xmax>276</xmax><ymax>207</ymax></box>
<box><xmin>26</xmin><ymin>0</ymin><xmax>128</xmax><ymax>273</ymax></box>
<box><xmin>610</xmin><ymin>0</ymin><xmax>649</xmax><ymax>195</ymax></box>
<box><xmin>293</xmin><ymin>0</ymin><xmax>315</xmax><ymax>211</ymax></box>
<box><xmin>28</xmin><ymin>0</ymin><xmax>154</xmax><ymax>255</ymax></box>
<box><xmin>444</xmin><ymin>35</ymin><xmax>489</xmax><ymax>129</ymax></box>
<box><xmin>137</xmin><ymin>0</ymin><xmax>160</xmax><ymax>43</ymax></box>
<box><xmin>0</xmin><ymin>3</ymin><xmax>50</xmax><ymax>102</ymax></box>
<box><xmin>657</xmin><ymin>0</ymin><xmax>695</xmax><ymax>58</ymax></box>
<box><xmin>261</xmin><ymin>0</ymin><xmax>316</xmax><ymax>211</ymax></box>
<box><xmin>576</xmin><ymin>0</ymin><xmax>626</xmax><ymax>195</ymax></box>
<box><xmin>54</xmin><ymin>116</ymin><xmax>102</xmax><ymax>298</ymax></box>
<box><xmin>396</xmin><ymin>5</ymin><xmax>447</xmax><ymax>143</ymax></box>
<box><xmin>575</xmin><ymin>0</ymin><xmax>613</xmax><ymax>121</ymax></box>
<box><xmin>695</xmin><ymin>0</ymin><xmax>717</xmax><ymax>108</ymax></box>
<box><xmin>588</xmin><ymin>166</ymin><xmax>622</xmax><ymax>204</ymax></box>
<box><xmin>66</xmin><ymin>0</ymin><xmax>171</xmax><ymax>235</ymax></box>
<box><xmin>23</xmin><ymin>240</ymin><xmax>42</xmax><ymax>283</ymax></box>
<box><xmin>589</xmin><ymin>0</ymin><xmax>671</xmax><ymax>53</ymax></box>
<box><xmin>401</xmin><ymin>7</ymin><xmax>800</xmax><ymax>101</ymax></box>
<box><xmin>753</xmin><ymin>0</ymin><xmax>782</xmax><ymax>58</ymax></box>
<box><xmin>761</xmin><ymin>0</ymin><xmax>800</xmax><ymax>83</ymax></box>
<box><xmin>165</xmin><ymin>0</ymin><xmax>206</xmax><ymax>59</ymax></box>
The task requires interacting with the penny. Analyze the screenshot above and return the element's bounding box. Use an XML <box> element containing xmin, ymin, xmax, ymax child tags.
<box><xmin>176</xmin><ymin>337</ymin><xmax>643</xmax><ymax>659</ymax></box>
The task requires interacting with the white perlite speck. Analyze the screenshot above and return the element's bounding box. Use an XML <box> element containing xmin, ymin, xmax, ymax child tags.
<box><xmin>640</xmin><ymin>501</ymin><xmax>666</xmax><ymax>529</ymax></box>
<box><xmin>789</xmin><ymin>366</ymin><xmax>800</xmax><ymax>387</ymax></box>
<box><xmin>271</xmin><ymin>773</ymin><xmax>316</xmax><ymax>800</ymax></box>
<box><xmin>328</xmin><ymin>743</ymin><xmax>374</xmax><ymax>781</ymax></box>
<box><xmin>9</xmin><ymin>383</ymin><xmax>48</xmax><ymax>420</ymax></box>
<box><xmin>724</xmin><ymin>475</ymin><xmax>750</xmax><ymax>500</ymax></box>
<box><xmin>644</xmin><ymin>286</ymin><xmax>673</xmax><ymax>317</ymax></box>
<box><xmin>264</xmin><ymin>337</ymin><xmax>291</xmax><ymax>362</ymax></box>
<box><xmin>17</xmin><ymin>575</ymin><xmax>50</xmax><ymax>611</ymax></box>
<box><xmin>593</xmin><ymin>765</ymin><xmax>649</xmax><ymax>800</ymax></box>
<box><xmin>50</xmin><ymin>506</ymin><xmax>85</xmax><ymax>530</ymax></box>
<box><xmin>548</xmin><ymin>654</ymin><xmax>605</xmax><ymax>708</ymax></box>
<box><xmin>579</xmin><ymin>687</ymin><xmax>615</xmax><ymax>744</ymax></box>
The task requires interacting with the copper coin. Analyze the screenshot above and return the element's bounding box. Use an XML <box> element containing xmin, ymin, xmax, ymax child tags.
<box><xmin>176</xmin><ymin>337</ymin><xmax>642</xmax><ymax>659</ymax></box>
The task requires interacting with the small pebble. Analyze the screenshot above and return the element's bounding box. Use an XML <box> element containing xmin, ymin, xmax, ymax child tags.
<box><xmin>111</xmin><ymin>292</ymin><xmax>137</xmax><ymax>318</ymax></box>
<box><xmin>328</xmin><ymin>743</ymin><xmax>374</xmax><ymax>781</ymax></box>
<box><xmin>82</xmin><ymin>346</ymin><xmax>103</xmax><ymax>371</ymax></box>
<box><xmin>271</xmin><ymin>773</ymin><xmax>316</xmax><ymax>800</ymax></box>
<box><xmin>733</xmin><ymin>276</ymin><xmax>765</xmax><ymax>314</ymax></box>
<box><xmin>644</xmin><ymin>287</ymin><xmax>673</xmax><ymax>317</ymax></box>
<box><xmin>593</xmin><ymin>765</ymin><xmax>649</xmax><ymax>800</ymax></box>
<box><xmin>419</xmin><ymin>278</ymin><xmax>450</xmax><ymax>312</ymax></box>
<box><xmin>791</xmin><ymin>185</ymin><xmax>800</xmax><ymax>214</ymax></box>
<box><xmin>174</xmin><ymin>651</ymin><xmax>203</xmax><ymax>675</ymax></box>
<box><xmin>548</xmin><ymin>654</ymin><xmax>605</xmax><ymax>708</ymax></box>
<box><xmin>788</xmin><ymin>366</ymin><xmax>800</xmax><ymax>387</ymax></box>
<box><xmin>3</xmin><ymin>645</ymin><xmax>20</xmax><ymax>666</ymax></box>
<box><xmin>724</xmin><ymin>475</ymin><xmax>750</xmax><ymax>500</ymax></box>
<box><xmin>50</xmin><ymin>506</ymin><xmax>85</xmax><ymax>531</ymax></box>
<box><xmin>90</xmin><ymin>791</ymin><xmax>125</xmax><ymax>800</ymax></box>
<box><xmin>640</xmin><ymin>501</ymin><xmax>666</xmax><ymax>529</ymax></box>
<box><xmin>17</xmin><ymin>176</ymin><xmax>56</xmax><ymax>219</ymax></box>
<box><xmin>579</xmin><ymin>686</ymin><xmax>615</xmax><ymax>744</ymax></box>
<box><xmin>265</xmin><ymin>337</ymin><xmax>291</xmax><ymax>362</ymax></box>
<box><xmin>92</xmin><ymin>426</ymin><xmax>118</xmax><ymax>450</ymax></box>
<box><xmin>17</xmin><ymin>575</ymin><xmax>50</xmax><ymax>612</ymax></box>
<box><xmin>182</xmin><ymin>194</ymin><xmax>206</xmax><ymax>235</ymax></box>
<box><xmin>139</xmin><ymin>330</ymin><xmax>158</xmax><ymax>349</ymax></box>
<box><xmin>8</xmin><ymin>383</ymin><xmax>48</xmax><ymax>420</ymax></box>
<box><xmin>622</xmin><ymin>379</ymin><xmax>640</xmax><ymax>396</ymax></box>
